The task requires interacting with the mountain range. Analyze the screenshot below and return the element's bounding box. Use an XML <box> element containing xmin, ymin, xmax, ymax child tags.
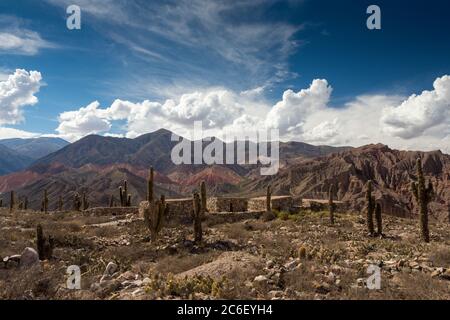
<box><xmin>0</xmin><ymin>129</ymin><xmax>448</xmax><ymax>221</ymax></box>
<box><xmin>0</xmin><ymin>137</ymin><xmax>69</xmax><ymax>175</ymax></box>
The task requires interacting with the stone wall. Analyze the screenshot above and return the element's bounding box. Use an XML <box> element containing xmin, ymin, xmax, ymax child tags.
<box><xmin>83</xmin><ymin>207</ymin><xmax>138</xmax><ymax>216</ymax></box>
<box><xmin>207</xmin><ymin>197</ymin><xmax>248</xmax><ymax>213</ymax></box>
<box><xmin>248</xmin><ymin>196</ymin><xmax>294</xmax><ymax>212</ymax></box>
<box><xmin>301</xmin><ymin>199</ymin><xmax>347</xmax><ymax>212</ymax></box>
<box><xmin>139</xmin><ymin>198</ymin><xmax>194</xmax><ymax>223</ymax></box>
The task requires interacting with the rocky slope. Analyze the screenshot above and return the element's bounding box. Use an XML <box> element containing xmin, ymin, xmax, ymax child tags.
<box><xmin>0</xmin><ymin>144</ymin><xmax>34</xmax><ymax>175</ymax></box>
<box><xmin>0</xmin><ymin>129</ymin><xmax>346</xmax><ymax>209</ymax></box>
<box><xmin>253</xmin><ymin>144</ymin><xmax>450</xmax><ymax>221</ymax></box>
<box><xmin>0</xmin><ymin>137</ymin><xmax>69</xmax><ymax>160</ymax></box>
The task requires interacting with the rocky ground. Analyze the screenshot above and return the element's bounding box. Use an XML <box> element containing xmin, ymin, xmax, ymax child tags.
<box><xmin>1</xmin><ymin>207</ymin><xmax>450</xmax><ymax>300</ymax></box>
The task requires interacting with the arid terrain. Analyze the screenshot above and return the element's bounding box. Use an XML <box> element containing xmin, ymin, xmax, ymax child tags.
<box><xmin>1</xmin><ymin>206</ymin><xmax>449</xmax><ymax>300</ymax></box>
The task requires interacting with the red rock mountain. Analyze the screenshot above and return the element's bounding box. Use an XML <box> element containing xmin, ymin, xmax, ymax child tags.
<box><xmin>252</xmin><ymin>144</ymin><xmax>450</xmax><ymax>221</ymax></box>
<box><xmin>0</xmin><ymin>129</ymin><xmax>347</xmax><ymax>209</ymax></box>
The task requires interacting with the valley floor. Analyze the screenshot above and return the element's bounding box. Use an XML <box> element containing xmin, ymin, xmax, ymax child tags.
<box><xmin>0</xmin><ymin>208</ymin><xmax>449</xmax><ymax>300</ymax></box>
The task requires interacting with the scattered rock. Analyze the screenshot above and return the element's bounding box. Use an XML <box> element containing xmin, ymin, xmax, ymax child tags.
<box><xmin>104</xmin><ymin>261</ymin><xmax>118</xmax><ymax>276</ymax></box>
<box><xmin>92</xmin><ymin>279</ymin><xmax>122</xmax><ymax>298</ymax></box>
<box><xmin>20</xmin><ymin>247</ymin><xmax>39</xmax><ymax>267</ymax></box>
<box><xmin>254</xmin><ymin>275</ymin><xmax>268</xmax><ymax>283</ymax></box>
<box><xmin>313</xmin><ymin>281</ymin><xmax>331</xmax><ymax>294</ymax></box>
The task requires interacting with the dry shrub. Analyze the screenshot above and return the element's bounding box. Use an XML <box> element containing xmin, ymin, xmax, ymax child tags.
<box><xmin>154</xmin><ymin>251</ymin><xmax>220</xmax><ymax>275</ymax></box>
<box><xmin>429</xmin><ymin>245</ymin><xmax>450</xmax><ymax>267</ymax></box>
<box><xmin>0</xmin><ymin>264</ymin><xmax>64</xmax><ymax>299</ymax></box>
<box><xmin>220</xmin><ymin>223</ymin><xmax>252</xmax><ymax>243</ymax></box>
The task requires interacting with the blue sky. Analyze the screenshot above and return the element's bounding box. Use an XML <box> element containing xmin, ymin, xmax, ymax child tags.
<box><xmin>1</xmin><ymin>0</ymin><xmax>450</xmax><ymax>152</ymax></box>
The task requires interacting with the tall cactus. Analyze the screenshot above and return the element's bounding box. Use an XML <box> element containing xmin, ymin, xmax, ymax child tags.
<box><xmin>366</xmin><ymin>180</ymin><xmax>375</xmax><ymax>236</ymax></box>
<box><xmin>0</xmin><ymin>198</ymin><xmax>3</xmax><ymax>207</ymax></box>
<box><xmin>58</xmin><ymin>196</ymin><xmax>63</xmax><ymax>211</ymax></box>
<box><xmin>200</xmin><ymin>181</ymin><xmax>207</xmax><ymax>213</ymax></box>
<box><xmin>9</xmin><ymin>190</ymin><xmax>14</xmax><ymax>213</ymax></box>
<box><xmin>375</xmin><ymin>203</ymin><xmax>383</xmax><ymax>236</ymax></box>
<box><xmin>119</xmin><ymin>186</ymin><xmax>124</xmax><ymax>206</ymax></box>
<box><xmin>82</xmin><ymin>192</ymin><xmax>89</xmax><ymax>210</ymax></box>
<box><xmin>24</xmin><ymin>197</ymin><xmax>28</xmax><ymax>210</ymax></box>
<box><xmin>147</xmin><ymin>167</ymin><xmax>154</xmax><ymax>202</ymax></box>
<box><xmin>193</xmin><ymin>192</ymin><xmax>203</xmax><ymax>243</ymax></box>
<box><xmin>36</xmin><ymin>224</ymin><xmax>54</xmax><ymax>260</ymax></box>
<box><xmin>109</xmin><ymin>195</ymin><xmax>114</xmax><ymax>208</ymax></box>
<box><xmin>119</xmin><ymin>181</ymin><xmax>132</xmax><ymax>207</ymax></box>
<box><xmin>42</xmin><ymin>189</ymin><xmax>49</xmax><ymax>213</ymax></box>
<box><xmin>73</xmin><ymin>193</ymin><xmax>81</xmax><ymax>211</ymax></box>
<box><xmin>328</xmin><ymin>185</ymin><xmax>336</xmax><ymax>224</ymax></box>
<box><xmin>411</xmin><ymin>158</ymin><xmax>433</xmax><ymax>243</ymax></box>
<box><xmin>144</xmin><ymin>195</ymin><xmax>168</xmax><ymax>242</ymax></box>
<box><xmin>262</xmin><ymin>185</ymin><xmax>276</xmax><ymax>221</ymax></box>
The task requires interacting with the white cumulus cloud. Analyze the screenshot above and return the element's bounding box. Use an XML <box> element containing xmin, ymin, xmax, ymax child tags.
<box><xmin>0</xmin><ymin>69</ymin><xmax>43</xmax><ymax>125</ymax></box>
<box><xmin>265</xmin><ymin>79</ymin><xmax>332</xmax><ymax>136</ymax></box>
<box><xmin>381</xmin><ymin>75</ymin><xmax>450</xmax><ymax>139</ymax></box>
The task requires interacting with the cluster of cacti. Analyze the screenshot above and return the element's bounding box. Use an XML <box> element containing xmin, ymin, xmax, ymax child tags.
<box><xmin>328</xmin><ymin>185</ymin><xmax>336</xmax><ymax>224</ymax></box>
<box><xmin>18</xmin><ymin>197</ymin><xmax>28</xmax><ymax>210</ymax></box>
<box><xmin>119</xmin><ymin>180</ymin><xmax>132</xmax><ymax>207</ymax></box>
<box><xmin>411</xmin><ymin>158</ymin><xmax>433</xmax><ymax>243</ymax></box>
<box><xmin>366</xmin><ymin>180</ymin><xmax>376</xmax><ymax>236</ymax></box>
<box><xmin>144</xmin><ymin>195</ymin><xmax>168</xmax><ymax>242</ymax></box>
<box><xmin>143</xmin><ymin>168</ymin><xmax>170</xmax><ymax>242</ymax></box>
<box><xmin>41</xmin><ymin>189</ymin><xmax>49</xmax><ymax>213</ymax></box>
<box><xmin>73</xmin><ymin>193</ymin><xmax>82</xmax><ymax>211</ymax></box>
<box><xmin>36</xmin><ymin>224</ymin><xmax>54</xmax><ymax>260</ymax></box>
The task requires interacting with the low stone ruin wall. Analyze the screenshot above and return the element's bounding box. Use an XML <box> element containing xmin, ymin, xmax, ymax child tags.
<box><xmin>83</xmin><ymin>207</ymin><xmax>139</xmax><ymax>216</ymax></box>
<box><xmin>139</xmin><ymin>198</ymin><xmax>194</xmax><ymax>223</ymax></box>
<box><xmin>207</xmin><ymin>197</ymin><xmax>248</xmax><ymax>213</ymax></box>
<box><xmin>302</xmin><ymin>199</ymin><xmax>347</xmax><ymax>212</ymax></box>
<box><xmin>248</xmin><ymin>196</ymin><xmax>294</xmax><ymax>212</ymax></box>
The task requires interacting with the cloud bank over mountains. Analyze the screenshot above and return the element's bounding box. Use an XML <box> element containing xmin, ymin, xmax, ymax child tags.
<box><xmin>1</xmin><ymin>68</ymin><xmax>449</xmax><ymax>153</ymax></box>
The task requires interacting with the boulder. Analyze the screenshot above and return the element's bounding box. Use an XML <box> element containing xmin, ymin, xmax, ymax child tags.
<box><xmin>20</xmin><ymin>247</ymin><xmax>39</xmax><ymax>267</ymax></box>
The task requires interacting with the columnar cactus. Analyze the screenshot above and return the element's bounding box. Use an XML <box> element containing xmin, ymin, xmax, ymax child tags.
<box><xmin>82</xmin><ymin>192</ymin><xmax>89</xmax><ymax>210</ymax></box>
<box><xmin>147</xmin><ymin>167</ymin><xmax>154</xmax><ymax>202</ymax></box>
<box><xmin>119</xmin><ymin>186</ymin><xmax>124</xmax><ymax>206</ymax></box>
<box><xmin>375</xmin><ymin>203</ymin><xmax>383</xmax><ymax>236</ymax></box>
<box><xmin>58</xmin><ymin>196</ymin><xmax>63</xmax><ymax>211</ymax></box>
<box><xmin>109</xmin><ymin>195</ymin><xmax>114</xmax><ymax>208</ymax></box>
<box><xmin>36</xmin><ymin>224</ymin><xmax>54</xmax><ymax>260</ymax></box>
<box><xmin>73</xmin><ymin>193</ymin><xmax>81</xmax><ymax>211</ymax></box>
<box><xmin>328</xmin><ymin>185</ymin><xmax>336</xmax><ymax>224</ymax></box>
<box><xmin>193</xmin><ymin>192</ymin><xmax>203</xmax><ymax>243</ymax></box>
<box><xmin>0</xmin><ymin>198</ymin><xmax>3</xmax><ymax>207</ymax></box>
<box><xmin>366</xmin><ymin>180</ymin><xmax>375</xmax><ymax>236</ymax></box>
<box><xmin>119</xmin><ymin>181</ymin><xmax>132</xmax><ymax>207</ymax></box>
<box><xmin>411</xmin><ymin>158</ymin><xmax>433</xmax><ymax>243</ymax></box>
<box><xmin>9</xmin><ymin>190</ymin><xmax>14</xmax><ymax>213</ymax></box>
<box><xmin>24</xmin><ymin>197</ymin><xmax>28</xmax><ymax>210</ymax></box>
<box><xmin>42</xmin><ymin>189</ymin><xmax>49</xmax><ymax>213</ymax></box>
<box><xmin>262</xmin><ymin>185</ymin><xmax>276</xmax><ymax>221</ymax></box>
<box><xmin>144</xmin><ymin>195</ymin><xmax>168</xmax><ymax>242</ymax></box>
<box><xmin>201</xmin><ymin>181</ymin><xmax>208</xmax><ymax>213</ymax></box>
